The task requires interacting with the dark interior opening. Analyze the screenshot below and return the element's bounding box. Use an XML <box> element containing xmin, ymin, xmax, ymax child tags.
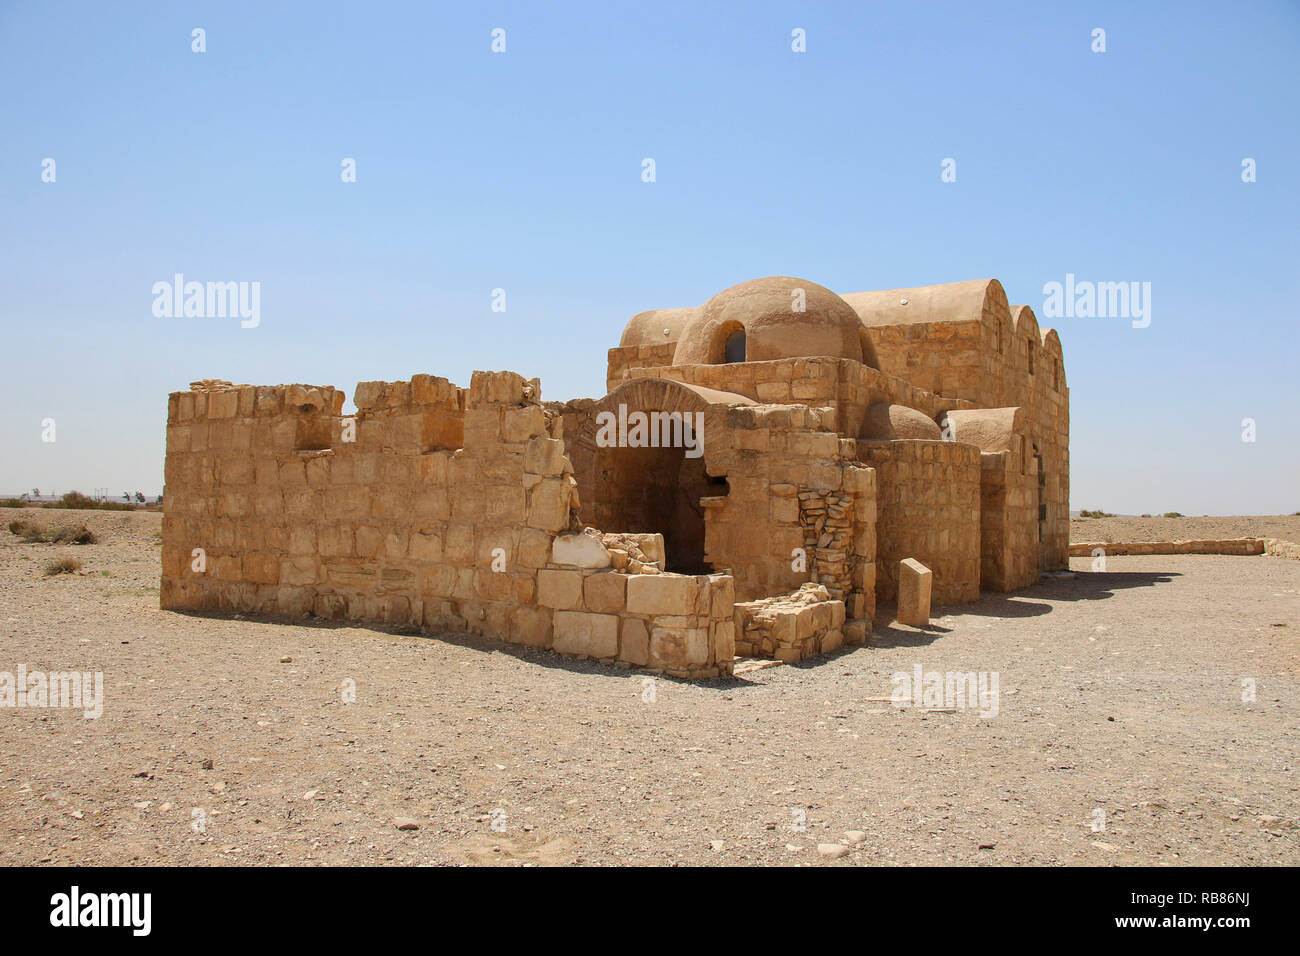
<box><xmin>724</xmin><ymin>328</ymin><xmax>746</xmax><ymax>364</ymax></box>
<box><xmin>295</xmin><ymin>414</ymin><xmax>332</xmax><ymax>451</ymax></box>
<box><xmin>1033</xmin><ymin>444</ymin><xmax>1046</xmax><ymax>565</ymax></box>
<box><xmin>590</xmin><ymin>443</ymin><xmax>720</xmax><ymax>574</ymax></box>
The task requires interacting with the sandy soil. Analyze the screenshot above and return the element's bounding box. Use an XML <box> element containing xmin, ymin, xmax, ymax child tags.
<box><xmin>1071</xmin><ymin>514</ymin><xmax>1300</xmax><ymax>544</ymax></box>
<box><xmin>1</xmin><ymin>507</ymin><xmax>1297</xmax><ymax>866</ymax></box>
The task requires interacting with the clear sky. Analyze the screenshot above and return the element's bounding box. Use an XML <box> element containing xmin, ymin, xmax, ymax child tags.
<box><xmin>2</xmin><ymin>0</ymin><xmax>1297</xmax><ymax>514</ymax></box>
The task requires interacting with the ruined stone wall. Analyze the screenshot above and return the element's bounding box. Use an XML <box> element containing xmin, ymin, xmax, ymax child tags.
<box><xmin>702</xmin><ymin>404</ymin><xmax>877</xmax><ymax>621</ymax></box>
<box><xmin>857</xmin><ymin>439</ymin><xmax>981</xmax><ymax>606</ymax></box>
<box><xmin>734</xmin><ymin>583</ymin><xmax>868</xmax><ymax>664</ymax></box>
<box><xmin>557</xmin><ymin>382</ymin><xmax>878</xmax><ymax>623</ymax></box>
<box><xmin>161</xmin><ymin>371</ymin><xmax>736</xmax><ymax>678</ymax></box>
<box><xmin>606</xmin><ymin>342</ymin><xmax>676</xmax><ymax>393</ymax></box>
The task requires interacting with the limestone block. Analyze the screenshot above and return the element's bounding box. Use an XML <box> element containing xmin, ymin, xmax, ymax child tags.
<box><xmin>408</xmin><ymin>529</ymin><xmax>443</xmax><ymax>562</ymax></box>
<box><xmin>770</xmin><ymin>611</ymin><xmax>796</xmax><ymax>645</ymax></box>
<box><xmin>712</xmin><ymin>620</ymin><xmax>735</xmax><ymax>661</ymax></box>
<box><xmin>626</xmin><ymin>573</ymin><xmax>699</xmax><ymax>616</ymax></box>
<box><xmin>411</xmin><ymin>374</ymin><xmax>458</xmax><ymax>406</ymax></box>
<box><xmin>898</xmin><ymin>558</ymin><xmax>932</xmax><ymax>626</ymax></box>
<box><xmin>518</xmin><ymin>528</ymin><xmax>553</xmax><ymax>568</ymax></box>
<box><xmin>469</xmin><ymin>370</ymin><xmax>527</xmax><ymax>405</ymax></box>
<box><xmin>620</xmin><ymin>533</ymin><xmax>665</xmax><ymax>567</ymax></box>
<box><xmin>537</xmin><ymin>569</ymin><xmax>583</xmax><ymax>609</ymax></box>
<box><xmin>620</xmin><ymin>618</ymin><xmax>650</xmax><ymax>665</ymax></box>
<box><xmin>525</xmin><ymin>437</ymin><xmax>566</xmax><ymax>476</ymax></box>
<box><xmin>443</xmin><ymin>523</ymin><xmax>475</xmax><ymax>563</ymax></box>
<box><xmin>583</xmin><ymin>572</ymin><xmax>627</xmax><ymax>614</ymax></box>
<box><xmin>553</xmin><ymin>611</ymin><xmax>619</xmax><ymax>659</ymax></box>
<box><xmin>512</xmin><ymin>606</ymin><xmax>552</xmax><ymax>648</ymax></box>
<box><xmin>708</xmin><ymin>574</ymin><xmax>735</xmax><ymax>616</ymax></box>
<box><xmin>474</xmin><ymin>568</ymin><xmax>513</xmax><ymax>602</ymax></box>
<box><xmin>355</xmin><ymin>525</ymin><xmax>383</xmax><ymax>558</ymax></box>
<box><xmin>649</xmin><ymin>626</ymin><xmax>710</xmax><ymax>668</ymax></box>
<box><xmin>244</xmin><ymin>552</ymin><xmax>280</xmax><ymax>586</ymax></box>
<box><xmin>280</xmin><ymin>556</ymin><xmax>318</xmax><ymax>586</ymax></box>
<box><xmin>552</xmin><ymin>532</ymin><xmax>612</xmax><ymax>569</ymax></box>
<box><xmin>207</xmin><ymin>390</ymin><xmax>240</xmax><ymax>419</ymax></box>
<box><xmin>502</xmin><ymin>405</ymin><xmax>547</xmax><ymax>443</ymax></box>
<box><xmin>464</xmin><ymin>407</ymin><xmax>501</xmax><ymax>448</ymax></box>
<box><xmin>844</xmin><ymin>619</ymin><xmax>870</xmax><ymax>645</ymax></box>
<box><xmin>770</xmin><ymin>496</ymin><xmax>799</xmax><ymax>523</ymax></box>
<box><xmin>527</xmin><ymin>479</ymin><xmax>570</xmax><ymax>532</ymax></box>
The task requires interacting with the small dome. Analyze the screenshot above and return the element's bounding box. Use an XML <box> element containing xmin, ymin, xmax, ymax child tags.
<box><xmin>619</xmin><ymin>307</ymin><xmax>697</xmax><ymax>349</ymax></box>
<box><xmin>860</xmin><ymin>403</ymin><xmax>943</xmax><ymax>441</ymax></box>
<box><xmin>673</xmin><ymin>277</ymin><xmax>878</xmax><ymax>367</ymax></box>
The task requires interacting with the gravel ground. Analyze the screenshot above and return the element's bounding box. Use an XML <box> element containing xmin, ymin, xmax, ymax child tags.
<box><xmin>1071</xmin><ymin>514</ymin><xmax>1300</xmax><ymax>544</ymax></box>
<box><xmin>1</xmin><ymin>507</ymin><xmax>1297</xmax><ymax>866</ymax></box>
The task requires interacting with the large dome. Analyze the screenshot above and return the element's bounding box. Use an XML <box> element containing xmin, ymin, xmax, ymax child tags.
<box><xmin>672</xmin><ymin>276</ymin><xmax>879</xmax><ymax>367</ymax></box>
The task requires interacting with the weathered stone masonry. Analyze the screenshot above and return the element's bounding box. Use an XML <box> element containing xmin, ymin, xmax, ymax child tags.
<box><xmin>162</xmin><ymin>371</ymin><xmax>735</xmax><ymax>678</ymax></box>
<box><xmin>161</xmin><ymin>274</ymin><xmax>1069</xmax><ymax>678</ymax></box>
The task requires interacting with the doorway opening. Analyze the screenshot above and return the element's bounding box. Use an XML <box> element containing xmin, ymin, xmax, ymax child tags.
<box><xmin>590</xmin><ymin>443</ymin><xmax>722</xmax><ymax>574</ymax></box>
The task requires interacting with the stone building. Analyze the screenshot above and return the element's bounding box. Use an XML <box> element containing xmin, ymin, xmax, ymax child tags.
<box><xmin>160</xmin><ymin>276</ymin><xmax>1068</xmax><ymax>677</ymax></box>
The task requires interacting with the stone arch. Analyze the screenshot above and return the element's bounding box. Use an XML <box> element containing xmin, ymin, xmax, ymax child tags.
<box><xmin>1040</xmin><ymin>329</ymin><xmax>1064</xmax><ymax>391</ymax></box>
<box><xmin>724</xmin><ymin>326</ymin><xmax>746</xmax><ymax>363</ymax></box>
<box><xmin>567</xmin><ymin>379</ymin><xmax>753</xmax><ymax>574</ymax></box>
<box><xmin>1010</xmin><ymin>305</ymin><xmax>1041</xmax><ymax>379</ymax></box>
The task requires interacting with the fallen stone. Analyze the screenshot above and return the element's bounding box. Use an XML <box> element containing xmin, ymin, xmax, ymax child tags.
<box><xmin>551</xmin><ymin>532</ymin><xmax>612</xmax><ymax>569</ymax></box>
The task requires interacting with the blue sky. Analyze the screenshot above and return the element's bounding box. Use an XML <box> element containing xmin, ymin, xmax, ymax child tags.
<box><xmin>2</xmin><ymin>0</ymin><xmax>1297</xmax><ymax>513</ymax></box>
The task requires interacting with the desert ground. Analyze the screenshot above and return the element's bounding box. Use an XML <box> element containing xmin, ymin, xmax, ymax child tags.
<box><xmin>1071</xmin><ymin>513</ymin><xmax>1300</xmax><ymax>544</ymax></box>
<box><xmin>1</xmin><ymin>506</ymin><xmax>1297</xmax><ymax>866</ymax></box>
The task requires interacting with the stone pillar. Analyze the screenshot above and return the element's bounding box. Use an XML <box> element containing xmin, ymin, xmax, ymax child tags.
<box><xmin>897</xmin><ymin>558</ymin><xmax>932</xmax><ymax>627</ymax></box>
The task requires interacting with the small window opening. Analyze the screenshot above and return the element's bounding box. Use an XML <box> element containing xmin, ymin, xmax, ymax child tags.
<box><xmin>724</xmin><ymin>328</ymin><xmax>746</xmax><ymax>364</ymax></box>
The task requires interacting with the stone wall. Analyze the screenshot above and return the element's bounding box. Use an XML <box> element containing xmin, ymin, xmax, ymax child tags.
<box><xmin>733</xmin><ymin>583</ymin><xmax>867</xmax><ymax>663</ymax></box>
<box><xmin>606</xmin><ymin>342</ymin><xmax>676</xmax><ymax>393</ymax></box>
<box><xmin>859</xmin><ymin>298</ymin><xmax>1070</xmax><ymax>573</ymax></box>
<box><xmin>1069</xmin><ymin>539</ymin><xmax>1267</xmax><ymax>557</ymax></box>
<box><xmin>609</xmin><ymin>357</ymin><xmax>972</xmax><ymax>439</ymax></box>
<box><xmin>978</xmin><ymin>450</ymin><xmax>1039</xmax><ymax>591</ymax></box>
<box><xmin>856</xmin><ymin>439</ymin><xmax>981</xmax><ymax>605</ymax></box>
<box><xmin>557</xmin><ymin>379</ymin><xmax>878</xmax><ymax>623</ymax></box>
<box><xmin>161</xmin><ymin>371</ymin><xmax>735</xmax><ymax>679</ymax></box>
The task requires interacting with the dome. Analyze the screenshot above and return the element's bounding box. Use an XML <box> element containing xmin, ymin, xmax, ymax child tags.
<box><xmin>619</xmin><ymin>307</ymin><xmax>698</xmax><ymax>349</ymax></box>
<box><xmin>860</xmin><ymin>403</ymin><xmax>943</xmax><ymax>441</ymax></box>
<box><xmin>672</xmin><ymin>277</ymin><xmax>878</xmax><ymax>367</ymax></box>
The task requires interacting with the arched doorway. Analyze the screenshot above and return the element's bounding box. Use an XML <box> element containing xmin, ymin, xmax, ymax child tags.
<box><xmin>590</xmin><ymin>443</ymin><xmax>714</xmax><ymax>573</ymax></box>
<box><xmin>567</xmin><ymin>379</ymin><xmax>751</xmax><ymax>575</ymax></box>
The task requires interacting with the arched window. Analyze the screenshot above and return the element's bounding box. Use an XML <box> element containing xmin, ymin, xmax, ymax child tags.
<box><xmin>724</xmin><ymin>328</ymin><xmax>746</xmax><ymax>364</ymax></box>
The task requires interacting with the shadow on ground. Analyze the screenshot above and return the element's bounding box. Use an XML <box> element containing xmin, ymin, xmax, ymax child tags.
<box><xmin>166</xmin><ymin>568</ymin><xmax>1182</xmax><ymax>688</ymax></box>
<box><xmin>870</xmin><ymin>569</ymin><xmax>1180</xmax><ymax>648</ymax></box>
